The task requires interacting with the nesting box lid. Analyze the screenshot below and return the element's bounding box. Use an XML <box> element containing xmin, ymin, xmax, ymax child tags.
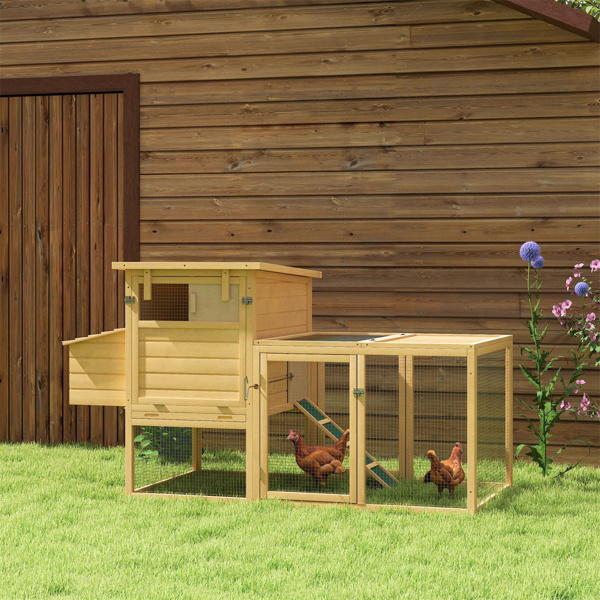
<box><xmin>112</xmin><ymin>261</ymin><xmax>322</xmax><ymax>278</ymax></box>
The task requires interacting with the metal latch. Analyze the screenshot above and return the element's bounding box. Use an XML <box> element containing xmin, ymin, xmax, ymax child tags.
<box><xmin>124</xmin><ymin>296</ymin><xmax>136</xmax><ymax>304</ymax></box>
<box><xmin>241</xmin><ymin>297</ymin><xmax>253</xmax><ymax>305</ymax></box>
<box><xmin>353</xmin><ymin>388</ymin><xmax>365</xmax><ymax>397</ymax></box>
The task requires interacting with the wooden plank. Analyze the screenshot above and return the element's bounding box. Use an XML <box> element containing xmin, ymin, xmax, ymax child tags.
<box><xmin>70</xmin><ymin>357</ymin><xmax>125</xmax><ymax>375</ymax></box>
<box><xmin>140</xmin><ymin>242</ymin><xmax>600</xmax><ymax>268</ymax></box>
<box><xmin>411</xmin><ymin>18</ymin><xmax>588</xmax><ymax>47</ymax></box>
<box><xmin>139</xmin><ymin>373</ymin><xmax>239</xmax><ymax>392</ymax></box>
<box><xmin>140</xmin><ymin>92</ymin><xmax>600</xmax><ymax>128</ymax></box>
<box><xmin>0</xmin><ymin>1</ymin><xmax>525</xmax><ymax>43</ymax></box>
<box><xmin>0</xmin><ymin>26</ymin><xmax>411</xmax><ymax>65</ymax></box>
<box><xmin>140</xmin><ymin>143</ymin><xmax>600</xmax><ymax>175</ymax></box>
<box><xmin>141</xmin><ymin>117</ymin><xmax>598</xmax><ymax>152</ymax></box>
<box><xmin>140</xmin><ymin>340</ymin><xmax>239</xmax><ymax>358</ymax></box>
<box><xmin>10</xmin><ymin>42</ymin><xmax>598</xmax><ymax>84</ymax></box>
<box><xmin>0</xmin><ymin>97</ymin><xmax>9</xmax><ymax>441</ymax></box>
<box><xmin>8</xmin><ymin>96</ymin><xmax>23</xmax><ymax>442</ymax></box>
<box><xmin>49</xmin><ymin>95</ymin><xmax>64</xmax><ymax>443</ymax></box>
<box><xmin>68</xmin><ymin>342</ymin><xmax>124</xmax><ymax>359</ymax></box>
<box><xmin>312</xmin><ymin>267</ymin><xmax>576</xmax><ymax>293</ymax></box>
<box><xmin>89</xmin><ymin>92</ymin><xmax>104</xmax><ymax>445</ymax></box>
<box><xmin>140</xmin><ymin>122</ymin><xmax>424</xmax><ymax>152</ymax></box>
<box><xmin>21</xmin><ymin>96</ymin><xmax>37</xmax><ymax>442</ymax></box>
<box><xmin>70</xmin><ymin>390</ymin><xmax>126</xmax><ymax>406</ymax></box>
<box><xmin>75</xmin><ymin>94</ymin><xmax>90</xmax><ymax>443</ymax></box>
<box><xmin>139</xmin><ymin>356</ymin><xmax>238</xmax><ymax>375</ymax></box>
<box><xmin>140</xmin><ymin>217</ymin><xmax>598</xmax><ymax>244</ymax></box>
<box><xmin>141</xmin><ymin>67</ymin><xmax>600</xmax><ymax>105</ymax></box>
<box><xmin>140</xmin><ymin>169</ymin><xmax>599</xmax><ymax>198</ymax></box>
<box><xmin>139</xmin><ymin>327</ymin><xmax>239</xmax><ymax>343</ymax></box>
<box><xmin>70</xmin><ymin>373</ymin><xmax>126</xmax><ymax>391</ymax></box>
<box><xmin>62</xmin><ymin>93</ymin><xmax>77</xmax><ymax>442</ymax></box>
<box><xmin>0</xmin><ymin>0</ymin><xmax>430</xmax><ymax>21</ymax></box>
<box><xmin>139</xmin><ymin>193</ymin><xmax>597</xmax><ymax>221</ymax></box>
<box><xmin>35</xmin><ymin>95</ymin><xmax>50</xmax><ymax>444</ymax></box>
<box><xmin>104</xmin><ymin>93</ymin><xmax>119</xmax><ymax>447</ymax></box>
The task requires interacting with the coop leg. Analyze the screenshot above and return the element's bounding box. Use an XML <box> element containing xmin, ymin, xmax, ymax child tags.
<box><xmin>125</xmin><ymin>419</ymin><xmax>134</xmax><ymax>495</ymax></box>
<box><xmin>192</xmin><ymin>428</ymin><xmax>202</xmax><ymax>471</ymax></box>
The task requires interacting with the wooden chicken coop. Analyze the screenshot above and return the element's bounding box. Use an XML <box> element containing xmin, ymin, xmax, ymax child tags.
<box><xmin>65</xmin><ymin>262</ymin><xmax>512</xmax><ymax>513</ymax></box>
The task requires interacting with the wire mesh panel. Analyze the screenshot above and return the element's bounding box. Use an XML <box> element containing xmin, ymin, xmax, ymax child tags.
<box><xmin>364</xmin><ymin>355</ymin><xmax>404</xmax><ymax>505</ymax></box>
<box><xmin>477</xmin><ymin>350</ymin><xmax>507</xmax><ymax>506</ymax></box>
<box><xmin>133</xmin><ymin>426</ymin><xmax>246</xmax><ymax>497</ymax></box>
<box><xmin>266</xmin><ymin>360</ymin><xmax>351</xmax><ymax>497</ymax></box>
<box><xmin>139</xmin><ymin>283</ymin><xmax>189</xmax><ymax>321</ymax></box>
<box><xmin>411</xmin><ymin>356</ymin><xmax>468</xmax><ymax>509</ymax></box>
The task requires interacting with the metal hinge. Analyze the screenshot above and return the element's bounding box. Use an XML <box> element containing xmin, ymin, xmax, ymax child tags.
<box><xmin>353</xmin><ymin>388</ymin><xmax>365</xmax><ymax>397</ymax></box>
<box><xmin>241</xmin><ymin>296</ymin><xmax>253</xmax><ymax>305</ymax></box>
<box><xmin>124</xmin><ymin>296</ymin><xmax>136</xmax><ymax>304</ymax></box>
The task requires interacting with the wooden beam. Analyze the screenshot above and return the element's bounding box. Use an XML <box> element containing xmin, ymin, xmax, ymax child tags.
<box><xmin>494</xmin><ymin>0</ymin><xmax>600</xmax><ymax>42</ymax></box>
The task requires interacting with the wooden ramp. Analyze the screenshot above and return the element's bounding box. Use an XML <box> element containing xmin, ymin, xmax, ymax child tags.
<box><xmin>294</xmin><ymin>398</ymin><xmax>399</xmax><ymax>489</ymax></box>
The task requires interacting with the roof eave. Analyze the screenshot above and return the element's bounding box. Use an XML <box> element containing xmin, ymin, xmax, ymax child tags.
<box><xmin>494</xmin><ymin>0</ymin><xmax>600</xmax><ymax>42</ymax></box>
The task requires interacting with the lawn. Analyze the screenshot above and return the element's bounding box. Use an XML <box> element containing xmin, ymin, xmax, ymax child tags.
<box><xmin>1</xmin><ymin>443</ymin><xmax>599</xmax><ymax>600</ymax></box>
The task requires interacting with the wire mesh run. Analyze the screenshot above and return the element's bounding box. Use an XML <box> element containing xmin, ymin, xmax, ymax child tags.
<box><xmin>267</xmin><ymin>361</ymin><xmax>351</xmax><ymax>496</ymax></box>
<box><xmin>133</xmin><ymin>426</ymin><xmax>246</xmax><ymax>497</ymax></box>
<box><xmin>412</xmin><ymin>356</ymin><xmax>468</xmax><ymax>509</ymax></box>
<box><xmin>477</xmin><ymin>350</ymin><xmax>508</xmax><ymax>505</ymax></box>
<box><xmin>363</xmin><ymin>356</ymin><xmax>468</xmax><ymax>508</ymax></box>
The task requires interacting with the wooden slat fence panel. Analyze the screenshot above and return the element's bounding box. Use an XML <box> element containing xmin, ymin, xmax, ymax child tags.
<box><xmin>0</xmin><ymin>86</ymin><xmax>134</xmax><ymax>446</ymax></box>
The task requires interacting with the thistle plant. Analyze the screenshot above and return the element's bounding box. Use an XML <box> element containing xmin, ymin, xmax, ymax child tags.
<box><xmin>515</xmin><ymin>242</ymin><xmax>598</xmax><ymax>477</ymax></box>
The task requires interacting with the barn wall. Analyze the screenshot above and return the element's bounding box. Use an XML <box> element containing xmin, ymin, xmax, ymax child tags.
<box><xmin>1</xmin><ymin>0</ymin><xmax>598</xmax><ymax>463</ymax></box>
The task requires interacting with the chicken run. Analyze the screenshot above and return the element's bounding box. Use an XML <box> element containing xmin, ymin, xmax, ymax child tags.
<box><xmin>65</xmin><ymin>262</ymin><xmax>513</xmax><ymax>513</ymax></box>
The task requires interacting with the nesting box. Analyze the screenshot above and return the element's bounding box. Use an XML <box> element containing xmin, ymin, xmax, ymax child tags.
<box><xmin>64</xmin><ymin>262</ymin><xmax>321</xmax><ymax>499</ymax></box>
<box><xmin>65</xmin><ymin>263</ymin><xmax>512</xmax><ymax>513</ymax></box>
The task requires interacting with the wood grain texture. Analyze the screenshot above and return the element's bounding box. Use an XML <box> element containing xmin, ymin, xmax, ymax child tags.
<box><xmin>0</xmin><ymin>98</ymin><xmax>9</xmax><ymax>441</ymax></box>
<box><xmin>0</xmin><ymin>1</ymin><xmax>524</xmax><ymax>43</ymax></box>
<box><xmin>2</xmin><ymin>0</ymin><xmax>598</xmax><ymax>461</ymax></box>
<box><xmin>0</xmin><ymin>87</ymin><xmax>133</xmax><ymax>445</ymax></box>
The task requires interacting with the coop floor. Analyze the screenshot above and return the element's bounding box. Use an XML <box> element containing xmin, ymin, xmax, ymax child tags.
<box><xmin>135</xmin><ymin>453</ymin><xmax>507</xmax><ymax>508</ymax></box>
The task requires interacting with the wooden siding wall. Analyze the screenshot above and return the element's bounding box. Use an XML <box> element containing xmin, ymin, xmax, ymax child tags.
<box><xmin>1</xmin><ymin>0</ymin><xmax>598</xmax><ymax>462</ymax></box>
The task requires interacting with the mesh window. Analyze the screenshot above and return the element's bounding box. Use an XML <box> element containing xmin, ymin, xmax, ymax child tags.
<box><xmin>134</xmin><ymin>426</ymin><xmax>246</xmax><ymax>497</ymax></box>
<box><xmin>477</xmin><ymin>350</ymin><xmax>507</xmax><ymax>505</ymax></box>
<box><xmin>139</xmin><ymin>283</ymin><xmax>189</xmax><ymax>321</ymax></box>
<box><xmin>412</xmin><ymin>356</ymin><xmax>468</xmax><ymax>509</ymax></box>
<box><xmin>267</xmin><ymin>361</ymin><xmax>351</xmax><ymax>496</ymax></box>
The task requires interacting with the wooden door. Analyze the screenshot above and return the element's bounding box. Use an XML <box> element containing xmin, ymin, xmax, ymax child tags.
<box><xmin>0</xmin><ymin>75</ymin><xmax>139</xmax><ymax>446</ymax></box>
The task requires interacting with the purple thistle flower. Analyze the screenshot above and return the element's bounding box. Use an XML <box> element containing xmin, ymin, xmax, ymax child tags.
<box><xmin>575</xmin><ymin>282</ymin><xmax>590</xmax><ymax>296</ymax></box>
<box><xmin>531</xmin><ymin>256</ymin><xmax>545</xmax><ymax>269</ymax></box>
<box><xmin>519</xmin><ymin>241</ymin><xmax>541</xmax><ymax>261</ymax></box>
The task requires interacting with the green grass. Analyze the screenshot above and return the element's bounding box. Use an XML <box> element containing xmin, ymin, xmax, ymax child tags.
<box><xmin>1</xmin><ymin>443</ymin><xmax>599</xmax><ymax>600</ymax></box>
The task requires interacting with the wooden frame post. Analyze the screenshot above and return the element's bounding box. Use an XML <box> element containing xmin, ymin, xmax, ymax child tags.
<box><xmin>505</xmin><ymin>344</ymin><xmax>514</xmax><ymax>486</ymax></box>
<box><xmin>192</xmin><ymin>428</ymin><xmax>202</xmax><ymax>471</ymax></box>
<box><xmin>124</xmin><ymin>272</ymin><xmax>134</xmax><ymax>494</ymax></box>
<box><xmin>467</xmin><ymin>348</ymin><xmax>478</xmax><ymax>514</ymax></box>
<box><xmin>355</xmin><ymin>354</ymin><xmax>366</xmax><ymax>505</ymax></box>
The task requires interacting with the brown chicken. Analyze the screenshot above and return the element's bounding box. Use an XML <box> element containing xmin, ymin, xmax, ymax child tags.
<box><xmin>287</xmin><ymin>429</ymin><xmax>350</xmax><ymax>487</ymax></box>
<box><xmin>423</xmin><ymin>442</ymin><xmax>465</xmax><ymax>497</ymax></box>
